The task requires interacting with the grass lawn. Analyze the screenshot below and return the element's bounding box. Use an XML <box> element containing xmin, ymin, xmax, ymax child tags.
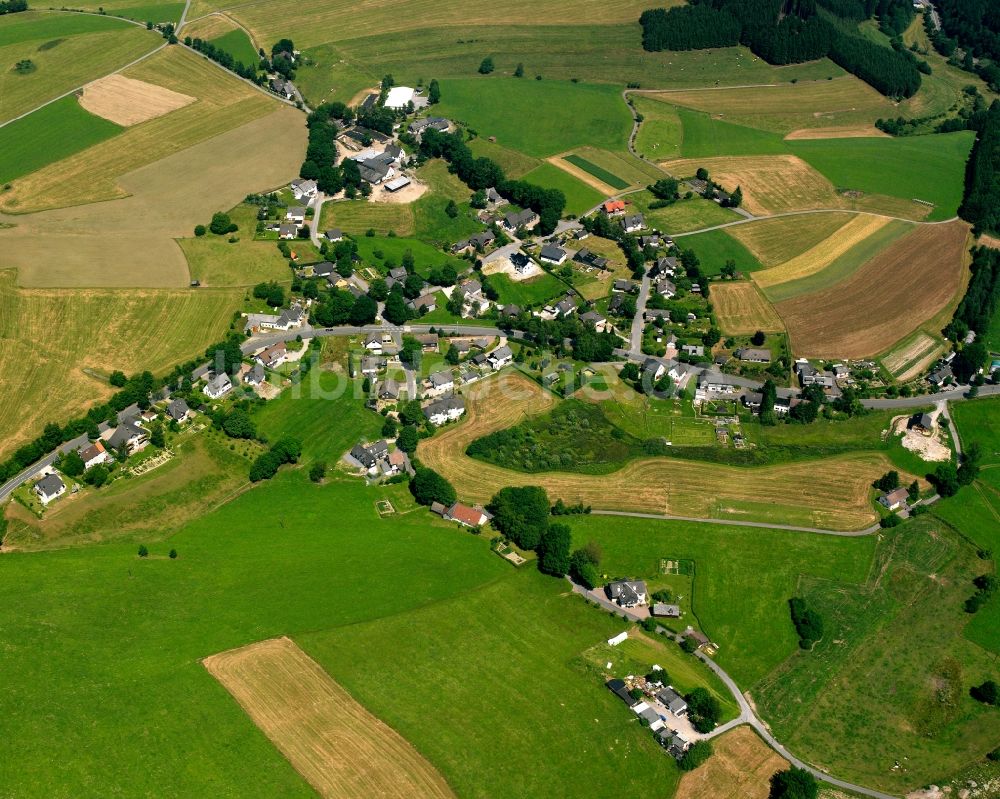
<box><xmin>490</xmin><ymin>271</ymin><xmax>567</xmax><ymax>307</ymax></box>
<box><xmin>0</xmin><ymin>95</ymin><xmax>122</xmax><ymax>183</ymax></box>
<box><xmin>353</xmin><ymin>235</ymin><xmax>470</xmax><ymax>279</ymax></box>
<box><xmin>754</xmin><ymin>517</ymin><xmax>999</xmax><ymax>794</ymax></box>
<box><xmin>563</xmin><ymin>153</ymin><xmax>629</xmax><ymax>190</ymax></box>
<box><xmin>411</xmin><ymin>161</ymin><xmax>485</xmax><ymax>246</ymax></box>
<box><xmin>0</xmin><ymin>473</ymin><xmax>507</xmax><ymax>797</ymax></box>
<box><xmin>630</xmin><ymin>192</ymin><xmax>741</xmax><ymax>234</ymax></box>
<box><xmin>0</xmin><ymin>12</ymin><xmax>160</xmax><ymax>124</ymax></box>
<box><xmin>674</xmin><ymin>228</ymin><xmax>764</xmax><ymax>276</ymax></box>
<box><xmin>951</xmin><ymin>397</ymin><xmax>1000</xmax><ymax>467</ymax></box>
<box><xmin>521</xmin><ymin>162</ymin><xmax>605</xmax><ymax>216</ymax></box>
<box><xmin>633</xmin><ymin>95</ymin><xmax>682</xmax><ymax>161</ymax></box>
<box><xmin>675</xmin><ymin>106</ymin><xmax>786</xmax><ymax>158</ymax></box>
<box><xmin>301</xmin><ymin>569</ymin><xmax>683</xmax><ymax>799</ymax></box>
<box><xmin>467</xmin><ymin>136</ymin><xmax>540</xmax><ymax>178</ymax></box>
<box><xmin>253</xmin><ymin>370</ymin><xmax>384</xmax><ymax>463</ymax></box>
<box><xmin>321</xmin><ymin>199</ymin><xmax>415</xmax><ymax>237</ymax></box>
<box><xmin>209</xmin><ymin>27</ymin><xmax>258</xmax><ymax>67</ymax></box>
<box><xmin>433</xmin><ymin>77</ymin><xmax>632</xmax><ymax>158</ymax></box>
<box><xmin>787</xmin><ymin>132</ymin><xmax>975</xmax><ymax>221</ymax></box>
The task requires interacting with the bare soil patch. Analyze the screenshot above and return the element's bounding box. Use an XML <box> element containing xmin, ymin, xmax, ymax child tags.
<box><xmin>784</xmin><ymin>126</ymin><xmax>889</xmax><ymax>140</ymax></box>
<box><xmin>80</xmin><ymin>74</ymin><xmax>195</xmax><ymax>126</ymax></box>
<box><xmin>204</xmin><ymin>637</ymin><xmax>455</xmax><ymax>799</ymax></box>
<box><xmin>712</xmin><ymin>281</ymin><xmax>784</xmax><ymax>335</ymax></box>
<box><xmin>546</xmin><ymin>155</ymin><xmax>617</xmax><ymax>196</ymax></box>
<box><xmin>776</xmin><ymin>220</ymin><xmax>970</xmax><ymax>358</ymax></box>
<box><xmin>369</xmin><ymin>179</ymin><xmax>428</xmax><ymax>204</ymax></box>
<box><xmin>892</xmin><ymin>412</ymin><xmax>951</xmax><ymax>462</ymax></box>
<box><xmin>676</xmin><ymin>726</ymin><xmax>788</xmax><ymax>799</ymax></box>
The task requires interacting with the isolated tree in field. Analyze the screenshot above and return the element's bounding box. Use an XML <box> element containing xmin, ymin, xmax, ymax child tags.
<box><xmin>309</xmin><ymin>461</ymin><xmax>326</xmax><ymax>482</ymax></box>
<box><xmin>514</xmin><ymin>62</ymin><xmax>524</xmax><ymax>77</ymax></box>
<box><xmin>445</xmin><ymin>199</ymin><xmax>459</xmax><ymax>218</ymax></box>
<box><xmin>428</xmin><ymin>78</ymin><xmax>441</xmax><ymax>104</ymax></box>
<box><xmin>209</xmin><ymin>212</ymin><xmax>233</xmax><ymax>235</ymax></box>
<box><xmin>971</xmin><ymin>679</ymin><xmax>1000</xmax><ymax>706</ymax></box>
<box><xmin>60</xmin><ymin>450</ymin><xmax>85</xmax><ymax>477</ymax></box>
<box><xmin>478</xmin><ymin>56</ymin><xmax>494</xmax><ymax>74</ymax></box>
<box><xmin>137</xmin><ymin>545</ymin><xmax>148</xmax><ymax>558</ymax></box>
<box><xmin>569</xmin><ymin>546</ymin><xmax>601</xmax><ymax>589</ymax></box>
<box><xmin>648</xmin><ymin>177</ymin><xmax>679</xmax><ymax>201</ymax></box>
<box><xmin>397</xmin><ymin>425</ymin><xmax>419</xmax><ymax>454</ymax></box>
<box><xmin>538</xmin><ymin>523</ymin><xmax>572</xmax><ymax>576</ymax></box>
<box><xmin>677</xmin><ymin>740</ymin><xmax>712</xmax><ymax>771</ymax></box>
<box><xmin>788</xmin><ymin>597</ymin><xmax>824</xmax><ymax>648</ymax></box>
<box><xmin>410</xmin><ymin>467</ymin><xmax>456</xmax><ymax>506</ymax></box>
<box><xmin>169</xmin><ymin>549</ymin><xmax>177</xmax><ymax>559</ymax></box>
<box><xmin>720</xmin><ymin>259</ymin><xmax>737</xmax><ymax>279</ymax></box>
<box><xmin>769</xmin><ymin>766</ymin><xmax>818</xmax><ymax>799</ymax></box>
<box><xmin>695</xmin><ymin>167</ymin><xmax>709</xmax><ymax>181</ymax></box>
<box><xmin>958</xmin><ymin>441</ymin><xmax>982</xmax><ymax>485</ymax></box>
<box><xmin>931</xmin><ymin>461</ymin><xmax>960</xmax><ymax>497</ymax></box>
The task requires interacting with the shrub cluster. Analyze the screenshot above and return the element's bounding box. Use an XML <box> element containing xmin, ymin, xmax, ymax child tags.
<box><xmin>248</xmin><ymin>437</ymin><xmax>301</xmax><ymax>481</ymax></box>
<box><xmin>788</xmin><ymin>596</ymin><xmax>824</xmax><ymax>649</ymax></box>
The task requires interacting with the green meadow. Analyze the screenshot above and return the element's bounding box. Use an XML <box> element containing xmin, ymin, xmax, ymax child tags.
<box><xmin>521</xmin><ymin>162</ymin><xmax>605</xmax><ymax>216</ymax></box>
<box><xmin>564</xmin><ymin>153</ymin><xmax>630</xmax><ymax>190</ymax></box>
<box><xmin>0</xmin><ymin>95</ymin><xmax>122</xmax><ymax>183</ymax></box>
<box><xmin>0</xmin><ymin>10</ymin><xmax>134</xmax><ymax>46</ymax></box>
<box><xmin>104</xmin><ymin>1</ymin><xmax>185</xmax><ymax>22</ymax></box>
<box><xmin>676</xmin><ymin>106</ymin><xmax>786</xmax><ymax>158</ymax></box>
<box><xmin>674</xmin><ymin>228</ymin><xmax>764</xmax><ymax>275</ymax></box>
<box><xmin>434</xmin><ymin>77</ymin><xmax>632</xmax><ymax>157</ymax></box>
<box><xmin>353</xmin><ymin>235</ymin><xmax>470</xmax><ymax>279</ymax></box>
<box><xmin>491</xmin><ymin>271</ymin><xmax>567</xmax><ymax>307</ymax></box>
<box><xmin>209</xmin><ymin>27</ymin><xmax>258</xmax><ymax>67</ymax></box>
<box><xmin>630</xmin><ymin>192</ymin><xmax>741</xmax><ymax>233</ymax></box>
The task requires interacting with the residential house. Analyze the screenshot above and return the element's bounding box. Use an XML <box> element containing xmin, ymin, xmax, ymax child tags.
<box><xmin>425</xmin><ymin>370</ymin><xmax>455</xmax><ymax>396</ymax></box>
<box><xmin>832</xmin><ymin>363</ymin><xmax>849</xmax><ymax>379</ymax></box>
<box><xmin>539</xmin><ymin>244</ymin><xmax>567</xmax><ymax>265</ymax></box>
<box><xmin>324</xmin><ymin>228</ymin><xmax>343</xmax><ymax>242</ymax></box>
<box><xmin>911</xmin><ymin>412</ymin><xmax>935</xmax><ymax>434</ymax></box>
<box><xmin>796</xmin><ymin>360</ymin><xmax>835</xmax><ymax>389</ymax></box>
<box><xmin>285</xmin><ymin>207</ymin><xmax>306</xmax><ymax>224</ymax></box>
<box><xmin>311</xmin><ymin>261</ymin><xmax>336</xmax><ymax>280</ymax></box>
<box><xmin>651</xmin><ymin>603</ymin><xmax>681</xmax><ymax>619</ymax></box>
<box><xmin>553</xmin><ymin>296</ymin><xmax>577</xmax><ymax>317</ymax></box>
<box><xmin>502</xmin><ymin>209</ymin><xmax>539</xmax><ymax>233</ymax></box>
<box><xmin>639</xmin><ymin>234</ymin><xmax>661</xmax><ymax>249</ymax></box>
<box><xmin>35</xmin><ymin>473</ymin><xmax>66</xmax><ymax>505</ymax></box>
<box><xmin>357</xmin><ymin>158</ymin><xmax>393</xmax><ymax>185</ymax></box>
<box><xmin>279</xmin><ymin>223</ymin><xmax>298</xmax><ymax>240</ymax></box>
<box><xmin>655</xmin><ymin>279</ymin><xmax>676</xmax><ymax>298</ymax></box>
<box><xmin>656</xmin><ymin>687</ymin><xmax>688</xmax><ymax>716</ymax></box>
<box><xmin>511</xmin><ymin>251</ymin><xmax>533</xmax><ymax>274</ymax></box>
<box><xmin>656</xmin><ymin>729</ymin><xmax>690</xmax><ymax>759</ymax></box>
<box><xmin>606</xmin><ymin>580</ymin><xmax>648</xmax><ymax>608</ymax></box>
<box><xmin>350</xmin><ymin>440</ymin><xmax>389</xmax><ymax>472</ymax></box>
<box><xmin>620</xmin><ymin>213</ymin><xmax>645</xmax><ymax>233</ymax></box>
<box><xmin>499</xmin><ymin>304</ymin><xmax>521</xmax><ymax>318</ymax></box>
<box><xmin>633</xmin><ymin>704</ymin><xmax>665</xmax><ymax>732</ymax></box>
<box><xmin>579</xmin><ymin>310</ymin><xmax>607</xmax><ymax>332</ymax></box>
<box><xmin>879</xmin><ymin>487</ymin><xmax>909</xmax><ymax>511</ymax></box>
<box><xmin>244</xmin><ymin>363</ymin><xmax>265</xmax><ymax>386</ymax></box>
<box><xmin>415</xmin><ymin>334</ymin><xmax>439</xmax><ymax>353</ymax></box>
<box><xmin>643</xmin><ymin>358</ymin><xmax>665</xmax><ymax>383</ymax></box>
<box><xmin>608</xmin><ymin>294</ymin><xmax>629</xmax><ymax>315</ymax></box>
<box><xmin>602</xmin><ymin>199</ymin><xmax>626</xmax><ymax>217</ymax></box>
<box><xmin>928</xmin><ymin>365</ymin><xmax>953</xmax><ymax>386</ymax></box>
<box><xmin>360</xmin><ymin>356</ymin><xmax>383</xmax><ymax>378</ymax></box>
<box><xmin>377</xmin><ymin>378</ymin><xmax>400</xmax><ymax>402</ymax></box>
<box><xmin>363</xmin><ymin>332</ymin><xmax>383</xmax><ymax>354</ymax></box>
<box><xmin>290</xmin><ymin>179</ymin><xmax>317</xmax><ymax>202</ymax></box>
<box><xmin>259</xmin><ymin>304</ymin><xmax>304</xmax><ymax>331</ymax></box>
<box><xmin>257</xmin><ymin>342</ymin><xmax>288</xmax><ymax>369</ymax></box>
<box><xmin>269</xmin><ymin>78</ymin><xmax>294</xmax><ymax>99</ymax></box>
<box><xmin>408</xmin><ymin>293</ymin><xmax>438</xmax><ymax>314</ymax></box>
<box><xmin>681</xmin><ymin>344</ymin><xmax>704</xmax><ymax>357</ymax></box>
<box><xmin>735</xmin><ymin>347</ymin><xmax>771</xmax><ymax>363</ymax></box>
<box><xmin>695</xmin><ymin>371</ymin><xmax>741</xmax><ymax>401</ymax></box>
<box><xmin>444</xmin><ymin>501</ymin><xmax>490</xmax><ymax>527</ymax></box>
<box><xmin>165</xmin><ymin>398</ymin><xmax>191</xmax><ymax>424</ymax></box>
<box><xmin>485</xmin><ymin>187</ymin><xmax>503</xmax><ymax>207</ymax></box>
<box><xmin>107</xmin><ymin>420</ymin><xmax>149</xmax><ymax>454</ymax></box>
<box><xmin>574</xmin><ymin>248</ymin><xmax>609</xmax><ymax>270</ymax></box>
<box><xmin>79</xmin><ymin>441</ymin><xmax>111</xmax><ymax>470</ymax></box>
<box><xmin>203</xmin><ymin>372</ymin><xmax>233</xmax><ymax>400</ymax></box>
<box><xmin>452</xmin><ymin>230</ymin><xmax>496</xmax><ymax>254</ymax></box>
<box><xmin>384</xmin><ymin>449</ymin><xmax>408</xmax><ymax>476</ymax></box>
<box><xmin>487</xmin><ymin>345</ymin><xmax>513</xmax><ymax>369</ymax></box>
<box><xmin>613</xmin><ymin>279</ymin><xmax>637</xmax><ymax>293</ymax></box>
<box><xmin>454</xmin><ymin>279</ymin><xmax>490</xmax><ymax>317</ymax></box>
<box><xmin>408</xmin><ymin>116</ymin><xmax>450</xmax><ymax>137</ymax></box>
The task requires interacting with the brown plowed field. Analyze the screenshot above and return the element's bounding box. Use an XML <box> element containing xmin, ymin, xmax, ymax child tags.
<box><xmin>776</xmin><ymin>220</ymin><xmax>969</xmax><ymax>358</ymax></box>
<box><xmin>204</xmin><ymin>637</ymin><xmax>455</xmax><ymax>799</ymax></box>
<box><xmin>419</xmin><ymin>372</ymin><xmax>896</xmax><ymax>531</ymax></box>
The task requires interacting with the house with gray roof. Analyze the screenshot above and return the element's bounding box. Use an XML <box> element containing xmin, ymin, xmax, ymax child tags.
<box><xmin>539</xmin><ymin>244</ymin><xmax>567</xmax><ymax>265</ymax></box>
<box><xmin>487</xmin><ymin>345</ymin><xmax>513</xmax><ymax>369</ymax></box>
<box><xmin>735</xmin><ymin>347</ymin><xmax>771</xmax><ymax>363</ymax></box>
<box><xmin>620</xmin><ymin>213</ymin><xmax>645</xmax><ymax>233</ymax></box>
<box><xmin>35</xmin><ymin>473</ymin><xmax>66</xmax><ymax>504</ymax></box>
<box><xmin>203</xmin><ymin>373</ymin><xmax>233</xmax><ymax>400</ymax></box>
<box><xmin>606</xmin><ymin>580</ymin><xmax>648</xmax><ymax>608</ymax></box>
<box><xmin>423</xmin><ymin>395</ymin><xmax>466</xmax><ymax>426</ymax></box>
<box><xmin>107</xmin><ymin>420</ymin><xmax>148</xmax><ymax>454</ymax></box>
<box><xmin>502</xmin><ymin>209</ymin><xmax>539</xmax><ymax>233</ymax></box>
<box><xmin>166</xmin><ymin>398</ymin><xmax>191</xmax><ymax>423</ymax></box>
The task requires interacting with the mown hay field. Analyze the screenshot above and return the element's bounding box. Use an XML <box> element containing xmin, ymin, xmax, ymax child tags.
<box><xmin>420</xmin><ymin>373</ymin><xmax>897</xmax><ymax>530</ymax></box>
<box><xmin>711</xmin><ymin>282</ymin><xmax>784</xmax><ymax>335</ymax></box>
<box><xmin>321</xmin><ymin>199</ymin><xmax>416</xmax><ymax>237</ymax></box>
<box><xmin>776</xmin><ymin>220</ymin><xmax>970</xmax><ymax>358</ymax></box>
<box><xmin>727</xmin><ymin>212</ymin><xmax>852</xmax><ymax>267</ymax></box>
<box><xmin>79</xmin><ymin>73</ymin><xmax>194</xmax><ymax>126</ymax></box>
<box><xmin>65</xmin><ymin>0</ymin><xmax>184</xmax><ymax>21</ymax></box>
<box><xmin>1</xmin><ymin>46</ymin><xmax>279</xmax><ymax>213</ymax></box>
<box><xmin>753</xmin><ymin>213</ymin><xmax>892</xmax><ymax>290</ymax></box>
<box><xmin>675</xmin><ymin>726</ymin><xmax>788</xmax><ymax>799</ymax></box>
<box><xmin>205</xmin><ymin>638</ymin><xmax>455</xmax><ymax>799</ymax></box>
<box><xmin>0</xmin><ymin>270</ymin><xmax>241</xmax><ymax>460</ymax></box>
<box><xmin>568</xmin><ymin>146</ymin><xmax>665</xmax><ymax>188</ymax></box>
<box><xmin>0</xmin><ymin>11</ymin><xmax>160</xmax><ymax>123</ymax></box>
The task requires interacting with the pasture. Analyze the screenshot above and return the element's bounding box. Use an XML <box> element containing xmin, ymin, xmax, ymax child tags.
<box><xmin>629</xmin><ymin>193</ymin><xmax>740</xmax><ymax>234</ymax></box>
<box><xmin>711</xmin><ymin>282</ymin><xmax>784</xmax><ymax>335</ymax></box>
<box><xmin>467</xmin><ymin>137</ymin><xmax>539</xmax><ymax>178</ymax></box>
<box><xmin>521</xmin><ymin>162</ymin><xmax>604</xmax><ymax>216</ymax></box>
<box><xmin>675</xmin><ymin>726</ymin><xmax>788</xmax><ymax>799</ymax></box>
<box><xmin>489</xmin><ymin>272</ymin><xmax>567</xmax><ymax>307</ymax></box>
<box><xmin>632</xmin><ymin>95</ymin><xmax>682</xmax><ymax>160</ymax></box>
<box><xmin>753</xmin><ymin>518</ymin><xmax>998</xmax><ymax>794</ymax></box>
<box><xmin>0</xmin><ymin>269</ymin><xmax>241</xmax><ymax>462</ymax></box>
<box><xmin>69</xmin><ymin>0</ymin><xmax>184</xmax><ymax>21</ymax></box>
<box><xmin>1</xmin><ymin>46</ymin><xmax>281</xmax><ymax>213</ymax></box>
<box><xmin>562</xmin><ymin>153</ymin><xmax>629</xmax><ymax>190</ymax></box>
<box><xmin>433</xmin><ymin>78</ymin><xmax>631</xmax><ymax>158</ymax></box>
<box><xmin>205</xmin><ymin>637</ymin><xmax>456</xmax><ymax>799</ymax></box>
<box><xmin>0</xmin><ymin>474</ymin><xmax>506</xmax><ymax>797</ymax></box>
<box><xmin>418</xmin><ymin>372</ymin><xmax>908</xmax><ymax>531</ymax></box>
<box><xmin>0</xmin><ymin>95</ymin><xmax>122</xmax><ymax>184</ymax></box>
<box><xmin>673</xmin><ymin>228</ymin><xmax>763</xmax><ymax>276</ymax></box>
<box><xmin>569</xmin><ymin>146</ymin><xmax>665</xmax><ymax>189</ymax></box>
<box><xmin>209</xmin><ymin>28</ymin><xmax>258</xmax><ymax>68</ymax></box>
<box><xmin>673</xmin><ymin>106</ymin><xmax>787</xmax><ymax>158</ymax></box>
<box><xmin>776</xmin><ymin>220</ymin><xmax>970</xmax><ymax>358</ymax></box>
<box><xmin>726</xmin><ymin>212</ymin><xmax>852</xmax><ymax>267</ymax></box>
<box><xmin>0</xmin><ymin>11</ymin><xmax>158</xmax><ymax>123</ymax></box>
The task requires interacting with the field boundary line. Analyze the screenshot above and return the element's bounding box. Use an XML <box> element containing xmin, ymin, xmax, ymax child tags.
<box><xmin>590</xmin><ymin>509</ymin><xmax>880</xmax><ymax>536</ymax></box>
<box><xmin>672</xmin><ymin>208</ymin><xmax>960</xmax><ymax>238</ymax></box>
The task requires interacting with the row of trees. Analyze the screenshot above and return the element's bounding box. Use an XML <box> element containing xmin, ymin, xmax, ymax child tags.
<box><xmin>960</xmin><ymin>105</ymin><xmax>1000</xmax><ymax>236</ymax></box>
<box><xmin>0</xmin><ymin>0</ymin><xmax>28</xmax><ymax>13</ymax></box>
<box><xmin>640</xmin><ymin>0</ymin><xmax>922</xmax><ymax>98</ymax></box>
<box><xmin>418</xmin><ymin>128</ymin><xmax>566</xmax><ymax>234</ymax></box>
<box><xmin>186</xmin><ymin>37</ymin><xmax>261</xmax><ymax>83</ymax></box>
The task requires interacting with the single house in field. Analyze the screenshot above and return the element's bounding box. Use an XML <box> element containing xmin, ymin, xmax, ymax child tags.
<box><xmin>620</xmin><ymin>213</ymin><xmax>645</xmax><ymax>233</ymax></box>
<box><xmin>444</xmin><ymin>501</ymin><xmax>490</xmax><ymax>528</ymax></box>
<box><xmin>879</xmin><ymin>486</ymin><xmax>910</xmax><ymax>511</ymax></box>
<box><xmin>735</xmin><ymin>347</ymin><xmax>772</xmax><ymax>364</ymax></box>
<box><xmin>911</xmin><ymin>412</ymin><xmax>935</xmax><ymax>434</ymax></box>
<box><xmin>539</xmin><ymin>244</ymin><xmax>567</xmax><ymax>265</ymax></box>
<box><xmin>487</xmin><ymin>345</ymin><xmax>513</xmax><ymax>369</ymax></box>
<box><xmin>502</xmin><ymin>209</ymin><xmax>539</xmax><ymax>233</ymax></box>
<box><xmin>257</xmin><ymin>342</ymin><xmax>288</xmax><ymax>369</ymax></box>
<box><xmin>279</xmin><ymin>223</ymin><xmax>298</xmax><ymax>240</ymax></box>
<box><xmin>35</xmin><ymin>473</ymin><xmax>66</xmax><ymax>505</ymax></box>
<box><xmin>107</xmin><ymin>420</ymin><xmax>149</xmax><ymax>454</ymax></box>
<box><xmin>574</xmin><ymin>248</ymin><xmax>609</xmax><ymax>270</ymax></box>
<box><xmin>606</xmin><ymin>580</ymin><xmax>648</xmax><ymax>608</ymax></box>
<box><xmin>602</xmin><ymin>199</ymin><xmax>626</xmax><ymax>217</ymax></box>
<box><xmin>324</xmin><ymin>228</ymin><xmax>343</xmax><ymax>242</ymax></box>
<box><xmin>651</xmin><ymin>603</ymin><xmax>681</xmax><ymax>618</ymax></box>
<box><xmin>285</xmin><ymin>206</ymin><xmax>306</xmax><ymax>223</ymax></box>
<box><xmin>79</xmin><ymin>441</ymin><xmax>111</xmax><ymax>470</ymax></box>
<box><xmin>269</xmin><ymin>78</ymin><xmax>295</xmax><ymax>99</ymax></box>
<box><xmin>290</xmin><ymin>179</ymin><xmax>317</xmax><ymax>201</ymax></box>
<box><xmin>203</xmin><ymin>372</ymin><xmax>233</xmax><ymax>400</ymax></box>
<box><xmin>424</xmin><ymin>395</ymin><xmax>466</xmax><ymax>426</ymax></box>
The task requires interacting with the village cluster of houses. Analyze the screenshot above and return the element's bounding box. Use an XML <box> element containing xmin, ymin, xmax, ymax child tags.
<box><xmin>349</xmin><ymin>439</ymin><xmax>411</xmax><ymax>478</ymax></box>
<box><xmin>606</xmin><ymin>675</ymin><xmax>692</xmax><ymax>760</ymax></box>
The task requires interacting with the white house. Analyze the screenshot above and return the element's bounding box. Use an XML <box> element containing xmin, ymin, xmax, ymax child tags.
<box><xmin>285</xmin><ymin>206</ymin><xmax>306</xmax><ymax>224</ymax></box>
<box><xmin>539</xmin><ymin>244</ymin><xmax>567</xmax><ymax>265</ymax></box>
<box><xmin>444</xmin><ymin>501</ymin><xmax>491</xmax><ymax>528</ymax></box>
<box><xmin>621</xmin><ymin>213</ymin><xmax>645</xmax><ymax>233</ymax></box>
<box><xmin>203</xmin><ymin>372</ymin><xmax>233</xmax><ymax>400</ymax></box>
<box><xmin>384</xmin><ymin>85</ymin><xmax>416</xmax><ymax>109</ymax></box>
<box><xmin>256</xmin><ymin>342</ymin><xmax>288</xmax><ymax>369</ymax></box>
<box><xmin>423</xmin><ymin>395</ymin><xmax>465</xmax><ymax>426</ymax></box>
<box><xmin>166</xmin><ymin>398</ymin><xmax>191</xmax><ymax>424</ymax></box>
<box><xmin>78</xmin><ymin>441</ymin><xmax>111</xmax><ymax>470</ymax></box>
<box><xmin>606</xmin><ymin>580</ymin><xmax>648</xmax><ymax>608</ymax></box>
<box><xmin>425</xmin><ymin>370</ymin><xmax>455</xmax><ymax>397</ymax></box>
<box><xmin>487</xmin><ymin>345</ymin><xmax>513</xmax><ymax>369</ymax></box>
<box><xmin>34</xmin><ymin>473</ymin><xmax>66</xmax><ymax>505</ymax></box>
<box><xmin>290</xmin><ymin>179</ymin><xmax>317</xmax><ymax>202</ymax></box>
<box><xmin>279</xmin><ymin>223</ymin><xmax>298</xmax><ymax>240</ymax></box>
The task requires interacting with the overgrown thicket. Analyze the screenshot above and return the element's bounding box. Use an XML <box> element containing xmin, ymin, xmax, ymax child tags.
<box><xmin>640</xmin><ymin>0</ymin><xmax>922</xmax><ymax>98</ymax></box>
<box><xmin>788</xmin><ymin>596</ymin><xmax>824</xmax><ymax>648</ymax></box>
<box><xmin>418</xmin><ymin>128</ymin><xmax>566</xmax><ymax>234</ymax></box>
<box><xmin>944</xmin><ymin>246</ymin><xmax>1000</xmax><ymax>343</ymax></box>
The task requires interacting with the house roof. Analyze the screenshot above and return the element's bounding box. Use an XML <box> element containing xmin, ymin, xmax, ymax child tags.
<box><xmin>489</xmin><ymin>345</ymin><xmax>512</xmax><ymax>362</ymax></box>
<box><xmin>621</xmin><ymin>213</ymin><xmax>645</xmax><ymax>228</ymax></box>
<box><xmin>79</xmin><ymin>441</ymin><xmax>106</xmax><ymax>462</ymax></box>
<box><xmin>447</xmin><ymin>502</ymin><xmax>486</xmax><ymax>526</ymax></box>
<box><xmin>424</xmin><ymin>396</ymin><xmax>465</xmax><ymax>419</ymax></box>
<box><xmin>504</xmin><ymin>209</ymin><xmax>537</xmax><ymax>228</ymax></box>
<box><xmin>580</xmin><ymin>310</ymin><xmax>605</xmax><ymax>325</ymax></box>
<box><xmin>735</xmin><ymin>347</ymin><xmax>771</xmax><ymax>361</ymax></box>
<box><xmin>603</xmin><ymin>200</ymin><xmax>625</xmax><ymax>213</ymax></box>
<box><xmin>429</xmin><ymin>370</ymin><xmax>454</xmax><ymax>387</ymax></box>
<box><xmin>36</xmin><ymin>473</ymin><xmax>65</xmax><ymax>495</ymax></box>
<box><xmin>107</xmin><ymin>420</ymin><xmax>146</xmax><ymax>450</ymax></box>
<box><xmin>378</xmin><ymin>378</ymin><xmax>399</xmax><ymax>398</ymax></box>
<box><xmin>166</xmin><ymin>398</ymin><xmax>189</xmax><ymax>420</ymax></box>
<box><xmin>883</xmin><ymin>487</ymin><xmax>909</xmax><ymax>505</ymax></box>
<box><xmin>245</xmin><ymin>364</ymin><xmax>265</xmax><ymax>384</ymax></box>
<box><xmin>540</xmin><ymin>244</ymin><xmax>566</xmax><ymax>261</ymax></box>
<box><xmin>324</xmin><ymin>228</ymin><xmax>343</xmax><ymax>240</ymax></box>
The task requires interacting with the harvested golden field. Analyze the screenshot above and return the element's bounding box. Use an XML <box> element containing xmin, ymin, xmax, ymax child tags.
<box><xmin>0</xmin><ymin>105</ymin><xmax>304</xmax><ymax>287</ymax></box>
<box><xmin>662</xmin><ymin>155</ymin><xmax>840</xmax><ymax>216</ymax></box>
<box><xmin>0</xmin><ymin>270</ymin><xmax>240</xmax><ymax>461</ymax></box>
<box><xmin>180</xmin><ymin>12</ymin><xmax>242</xmax><ymax>40</ymax></box>
<box><xmin>712</xmin><ymin>281</ymin><xmax>784</xmax><ymax>335</ymax></box>
<box><xmin>203</xmin><ymin>0</ymin><xmax>676</xmax><ymax>50</ymax></box>
<box><xmin>753</xmin><ymin>213</ymin><xmax>890</xmax><ymax>289</ymax></box>
<box><xmin>650</xmin><ymin>78</ymin><xmax>894</xmax><ymax>134</ymax></box>
<box><xmin>204</xmin><ymin>637</ymin><xmax>455</xmax><ymax>799</ymax></box>
<box><xmin>1</xmin><ymin>46</ymin><xmax>279</xmax><ymax>213</ymax></box>
<box><xmin>776</xmin><ymin>220</ymin><xmax>970</xmax><ymax>358</ymax></box>
<box><xmin>675</xmin><ymin>726</ymin><xmax>788</xmax><ymax>799</ymax></box>
<box><xmin>727</xmin><ymin>213</ymin><xmax>851</xmax><ymax>267</ymax></box>
<box><xmin>784</xmin><ymin>125</ymin><xmax>889</xmax><ymax>139</ymax></box>
<box><xmin>420</xmin><ymin>373</ymin><xmax>896</xmax><ymax>531</ymax></box>
<box><xmin>79</xmin><ymin>73</ymin><xmax>194</xmax><ymax>126</ymax></box>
